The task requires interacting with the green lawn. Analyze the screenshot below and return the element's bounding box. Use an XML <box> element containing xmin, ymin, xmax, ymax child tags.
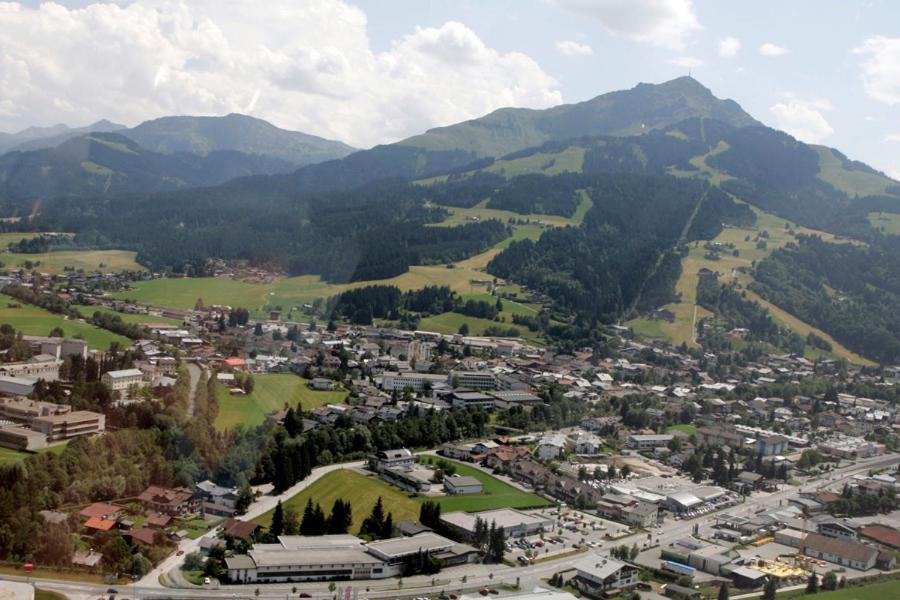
<box><xmin>0</xmin><ymin>294</ymin><xmax>129</xmax><ymax>350</ymax></box>
<box><xmin>74</xmin><ymin>305</ymin><xmax>183</xmax><ymax>326</ymax></box>
<box><xmin>867</xmin><ymin>212</ymin><xmax>900</xmax><ymax>236</ymax></box>
<box><xmin>0</xmin><ymin>442</ymin><xmax>69</xmax><ymax>466</ymax></box>
<box><xmin>814</xmin><ymin>145</ymin><xmax>897</xmax><ymax>198</ymax></box>
<box><xmin>417</xmin><ymin>311</ymin><xmax>544</xmax><ymax>345</ymax></box>
<box><xmin>790</xmin><ymin>580</ymin><xmax>900</xmax><ymax>600</ymax></box>
<box><xmin>0</xmin><ymin>249</ymin><xmax>141</xmax><ymax>274</ymax></box>
<box><xmin>0</xmin><ymin>446</ymin><xmax>29</xmax><ymax>466</ymax></box>
<box><xmin>253</xmin><ymin>469</ymin><xmax>422</xmax><ymax>533</ymax></box>
<box><xmin>665</xmin><ymin>424</ymin><xmax>697</xmax><ymax>435</ymax></box>
<box><xmin>422</xmin><ymin>458</ymin><xmax>551</xmax><ymax>512</ymax></box>
<box><xmin>255</xmin><ymin>460</ymin><xmax>551</xmax><ymax>533</ymax></box>
<box><xmin>214</xmin><ymin>374</ymin><xmax>348</xmax><ymax>431</ymax></box>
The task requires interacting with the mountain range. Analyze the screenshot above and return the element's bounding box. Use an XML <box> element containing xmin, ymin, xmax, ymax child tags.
<box><xmin>7</xmin><ymin>76</ymin><xmax>900</xmax><ymax>363</ymax></box>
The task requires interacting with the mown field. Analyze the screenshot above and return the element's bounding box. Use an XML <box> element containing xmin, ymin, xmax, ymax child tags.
<box><xmin>253</xmin><ymin>469</ymin><xmax>421</xmax><ymax>533</ymax></box>
<box><xmin>0</xmin><ymin>249</ymin><xmax>141</xmax><ymax>274</ymax></box>
<box><xmin>254</xmin><ymin>458</ymin><xmax>550</xmax><ymax>532</ymax></box>
<box><xmin>112</xmin><ymin>248</ymin><xmax>505</xmax><ymax>315</ymax></box>
<box><xmin>420</xmin><ymin>458</ymin><xmax>551</xmax><ymax>513</ymax></box>
<box><xmin>214</xmin><ymin>373</ymin><xmax>348</xmax><ymax>431</ymax></box>
<box><xmin>867</xmin><ymin>211</ymin><xmax>900</xmax><ymax>236</ymax></box>
<box><xmin>0</xmin><ymin>294</ymin><xmax>129</xmax><ymax>350</ymax></box>
<box><xmin>74</xmin><ymin>305</ymin><xmax>184</xmax><ymax>326</ymax></box>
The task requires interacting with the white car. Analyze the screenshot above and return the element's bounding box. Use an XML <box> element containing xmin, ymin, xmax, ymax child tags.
<box><xmin>203</xmin><ymin>577</ymin><xmax>211</xmax><ymax>585</ymax></box>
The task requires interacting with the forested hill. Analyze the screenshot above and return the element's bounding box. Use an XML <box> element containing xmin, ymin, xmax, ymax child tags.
<box><xmin>0</xmin><ymin>132</ymin><xmax>299</xmax><ymax>212</ymax></box>
<box><xmin>121</xmin><ymin>113</ymin><xmax>356</xmax><ymax>167</ymax></box>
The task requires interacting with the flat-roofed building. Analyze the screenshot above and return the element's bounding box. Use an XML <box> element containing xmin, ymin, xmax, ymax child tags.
<box><xmin>440</xmin><ymin>508</ymin><xmax>551</xmax><ymax>540</ymax></box>
<box><xmin>0</xmin><ymin>396</ymin><xmax>70</xmax><ymax>423</ymax></box>
<box><xmin>101</xmin><ymin>368</ymin><xmax>144</xmax><ymax>392</ymax></box>
<box><xmin>0</xmin><ymin>357</ymin><xmax>62</xmax><ymax>382</ymax></box>
<box><xmin>451</xmin><ymin>391</ymin><xmax>495</xmax><ymax>410</ymax></box>
<box><xmin>449</xmin><ymin>370</ymin><xmax>498</xmax><ymax>390</ymax></box>
<box><xmin>626</xmin><ymin>434</ymin><xmax>673</xmax><ymax>450</ymax></box>
<box><xmin>381</xmin><ymin>372</ymin><xmax>446</xmax><ymax>392</ymax></box>
<box><xmin>225</xmin><ymin>533</ymin><xmax>468</xmax><ymax>583</ymax></box>
<box><xmin>0</xmin><ymin>424</ymin><xmax>47</xmax><ymax>451</ymax></box>
<box><xmin>489</xmin><ymin>390</ymin><xmax>542</xmax><ymax>409</ymax></box>
<box><xmin>31</xmin><ymin>410</ymin><xmax>105</xmax><ymax>441</ymax></box>
<box><xmin>0</xmin><ymin>376</ymin><xmax>35</xmax><ymax>397</ymax></box>
<box><xmin>444</xmin><ymin>475</ymin><xmax>483</xmax><ymax>495</ymax></box>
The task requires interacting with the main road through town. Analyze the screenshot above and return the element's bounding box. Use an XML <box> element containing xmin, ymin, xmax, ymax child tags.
<box><xmin>4</xmin><ymin>453</ymin><xmax>900</xmax><ymax>600</ymax></box>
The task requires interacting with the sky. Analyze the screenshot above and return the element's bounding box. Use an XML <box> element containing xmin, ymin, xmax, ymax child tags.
<box><xmin>1</xmin><ymin>1</ymin><xmax>899</xmax><ymax>178</ymax></box>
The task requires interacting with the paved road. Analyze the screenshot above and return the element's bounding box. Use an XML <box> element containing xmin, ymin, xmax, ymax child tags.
<box><xmin>7</xmin><ymin>454</ymin><xmax>900</xmax><ymax>600</ymax></box>
<box><xmin>185</xmin><ymin>362</ymin><xmax>203</xmax><ymax>418</ymax></box>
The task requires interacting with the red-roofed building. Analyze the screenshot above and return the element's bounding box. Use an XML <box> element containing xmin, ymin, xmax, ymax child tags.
<box><xmin>79</xmin><ymin>502</ymin><xmax>123</xmax><ymax>521</ymax></box>
<box><xmin>84</xmin><ymin>516</ymin><xmax>117</xmax><ymax>531</ymax></box>
<box><xmin>861</xmin><ymin>525</ymin><xmax>900</xmax><ymax>549</ymax></box>
<box><xmin>222</xmin><ymin>518</ymin><xmax>260</xmax><ymax>541</ymax></box>
<box><xmin>223</xmin><ymin>357</ymin><xmax>247</xmax><ymax>371</ymax></box>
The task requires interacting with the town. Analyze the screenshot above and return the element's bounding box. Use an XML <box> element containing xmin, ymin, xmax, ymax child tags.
<box><xmin>0</xmin><ymin>264</ymin><xmax>899</xmax><ymax>600</ymax></box>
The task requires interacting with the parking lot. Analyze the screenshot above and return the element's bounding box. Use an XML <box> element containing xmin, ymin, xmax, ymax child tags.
<box><xmin>502</xmin><ymin>508</ymin><xmax>649</xmax><ymax>565</ymax></box>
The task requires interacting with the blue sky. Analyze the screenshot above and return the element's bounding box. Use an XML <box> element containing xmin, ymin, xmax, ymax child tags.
<box><xmin>5</xmin><ymin>1</ymin><xmax>900</xmax><ymax>177</ymax></box>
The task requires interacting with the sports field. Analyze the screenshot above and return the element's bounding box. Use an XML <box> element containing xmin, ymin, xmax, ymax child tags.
<box><xmin>0</xmin><ymin>294</ymin><xmax>129</xmax><ymax>350</ymax></box>
<box><xmin>214</xmin><ymin>373</ymin><xmax>348</xmax><ymax>431</ymax></box>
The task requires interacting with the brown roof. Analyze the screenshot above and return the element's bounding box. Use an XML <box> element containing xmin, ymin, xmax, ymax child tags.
<box><xmin>803</xmin><ymin>532</ymin><xmax>878</xmax><ymax>563</ymax></box>
<box><xmin>861</xmin><ymin>525</ymin><xmax>900</xmax><ymax>549</ymax></box>
<box><xmin>79</xmin><ymin>502</ymin><xmax>123</xmax><ymax>520</ymax></box>
<box><xmin>128</xmin><ymin>527</ymin><xmax>156</xmax><ymax>545</ymax></box>
<box><xmin>146</xmin><ymin>513</ymin><xmax>172</xmax><ymax>528</ymax></box>
<box><xmin>138</xmin><ymin>485</ymin><xmax>193</xmax><ymax>507</ymax></box>
<box><xmin>222</xmin><ymin>518</ymin><xmax>260</xmax><ymax>540</ymax></box>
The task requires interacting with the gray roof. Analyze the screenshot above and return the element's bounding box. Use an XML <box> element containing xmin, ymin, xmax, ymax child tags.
<box><xmin>445</xmin><ymin>475</ymin><xmax>482</xmax><ymax>488</ymax></box>
<box><xmin>225</xmin><ymin>555</ymin><xmax>256</xmax><ymax>570</ymax></box>
<box><xmin>572</xmin><ymin>555</ymin><xmax>633</xmax><ymax>579</ymax></box>
<box><xmin>367</xmin><ymin>532</ymin><xmax>455</xmax><ymax>559</ymax></box>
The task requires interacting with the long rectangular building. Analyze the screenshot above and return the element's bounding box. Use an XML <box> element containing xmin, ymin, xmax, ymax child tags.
<box><xmin>225</xmin><ymin>532</ymin><xmax>475</xmax><ymax>583</ymax></box>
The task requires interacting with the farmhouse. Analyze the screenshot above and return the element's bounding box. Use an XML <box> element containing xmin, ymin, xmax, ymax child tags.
<box><xmin>138</xmin><ymin>485</ymin><xmax>197</xmax><ymax>516</ymax></box>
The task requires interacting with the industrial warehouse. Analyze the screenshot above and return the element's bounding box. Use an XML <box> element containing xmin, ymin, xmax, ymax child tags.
<box><xmin>225</xmin><ymin>532</ymin><xmax>480</xmax><ymax>583</ymax></box>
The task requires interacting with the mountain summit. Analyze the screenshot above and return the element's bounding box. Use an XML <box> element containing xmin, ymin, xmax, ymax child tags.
<box><xmin>399</xmin><ymin>76</ymin><xmax>759</xmax><ymax>158</ymax></box>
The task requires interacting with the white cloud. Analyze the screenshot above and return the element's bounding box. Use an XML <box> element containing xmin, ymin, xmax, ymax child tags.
<box><xmin>555</xmin><ymin>40</ymin><xmax>594</xmax><ymax>56</ymax></box>
<box><xmin>667</xmin><ymin>56</ymin><xmax>702</xmax><ymax>68</ymax></box>
<box><xmin>885</xmin><ymin>134</ymin><xmax>900</xmax><ymax>143</ymax></box>
<box><xmin>0</xmin><ymin>1</ymin><xmax>562</xmax><ymax>148</ymax></box>
<box><xmin>759</xmin><ymin>42</ymin><xmax>789</xmax><ymax>57</ymax></box>
<box><xmin>718</xmin><ymin>36</ymin><xmax>740</xmax><ymax>58</ymax></box>
<box><xmin>556</xmin><ymin>0</ymin><xmax>701</xmax><ymax>50</ymax></box>
<box><xmin>854</xmin><ymin>36</ymin><xmax>900</xmax><ymax>105</ymax></box>
<box><xmin>769</xmin><ymin>98</ymin><xmax>834</xmax><ymax>143</ymax></box>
